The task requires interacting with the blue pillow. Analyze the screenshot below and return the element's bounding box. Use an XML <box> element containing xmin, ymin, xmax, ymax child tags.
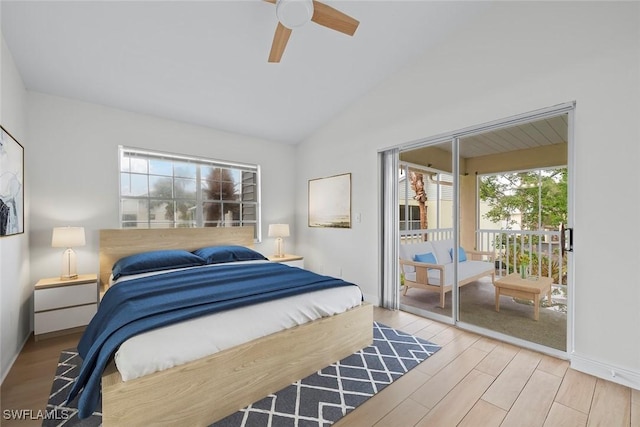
<box><xmin>449</xmin><ymin>246</ymin><xmax>467</xmax><ymax>262</ymax></box>
<box><xmin>112</xmin><ymin>249</ymin><xmax>206</xmax><ymax>280</ymax></box>
<box><xmin>414</xmin><ymin>252</ymin><xmax>437</xmax><ymax>264</ymax></box>
<box><xmin>192</xmin><ymin>245</ymin><xmax>267</xmax><ymax>265</ymax></box>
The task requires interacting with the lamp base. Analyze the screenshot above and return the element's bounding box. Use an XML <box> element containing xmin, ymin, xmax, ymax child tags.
<box><xmin>61</xmin><ymin>248</ymin><xmax>78</xmax><ymax>281</ymax></box>
<box><xmin>274</xmin><ymin>237</ymin><xmax>285</xmax><ymax>258</ymax></box>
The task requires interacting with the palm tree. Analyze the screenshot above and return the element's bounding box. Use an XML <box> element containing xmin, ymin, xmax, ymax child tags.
<box><xmin>410</xmin><ymin>171</ymin><xmax>428</xmax><ymax>236</ymax></box>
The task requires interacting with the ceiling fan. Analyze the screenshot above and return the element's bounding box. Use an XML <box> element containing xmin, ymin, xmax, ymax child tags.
<box><xmin>264</xmin><ymin>0</ymin><xmax>360</xmax><ymax>63</ymax></box>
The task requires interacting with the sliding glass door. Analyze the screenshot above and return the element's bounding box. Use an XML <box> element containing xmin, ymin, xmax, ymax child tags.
<box><xmin>456</xmin><ymin>116</ymin><xmax>570</xmax><ymax>353</ymax></box>
<box><xmin>398</xmin><ymin>139</ymin><xmax>455</xmax><ymax>322</ymax></box>
<box><xmin>387</xmin><ymin>104</ymin><xmax>573</xmax><ymax>355</ymax></box>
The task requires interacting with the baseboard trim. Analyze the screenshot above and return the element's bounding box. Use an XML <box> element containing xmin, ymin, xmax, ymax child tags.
<box><xmin>35</xmin><ymin>325</ymin><xmax>86</xmax><ymax>342</ymax></box>
<box><xmin>0</xmin><ymin>331</ymin><xmax>31</xmax><ymax>385</ymax></box>
<box><xmin>571</xmin><ymin>352</ymin><xmax>640</xmax><ymax>390</ymax></box>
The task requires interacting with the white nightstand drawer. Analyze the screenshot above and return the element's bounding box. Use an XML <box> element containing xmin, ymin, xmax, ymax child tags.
<box><xmin>34</xmin><ymin>303</ymin><xmax>97</xmax><ymax>335</ymax></box>
<box><xmin>35</xmin><ymin>282</ymin><xmax>97</xmax><ymax>312</ymax></box>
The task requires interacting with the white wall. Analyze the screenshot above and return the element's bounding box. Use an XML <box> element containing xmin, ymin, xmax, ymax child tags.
<box><xmin>296</xmin><ymin>2</ymin><xmax>640</xmax><ymax>388</ymax></box>
<box><xmin>27</xmin><ymin>92</ymin><xmax>297</xmax><ymax>287</ymax></box>
<box><xmin>0</xmin><ymin>36</ymin><xmax>29</xmax><ymax>381</ymax></box>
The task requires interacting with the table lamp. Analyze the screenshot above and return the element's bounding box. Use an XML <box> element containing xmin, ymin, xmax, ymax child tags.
<box><xmin>268</xmin><ymin>224</ymin><xmax>290</xmax><ymax>258</ymax></box>
<box><xmin>51</xmin><ymin>226</ymin><xmax>86</xmax><ymax>280</ymax></box>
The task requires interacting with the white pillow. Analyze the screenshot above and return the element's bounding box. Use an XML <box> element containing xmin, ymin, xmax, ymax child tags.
<box><xmin>431</xmin><ymin>239</ymin><xmax>454</xmax><ymax>265</ymax></box>
<box><xmin>399</xmin><ymin>241</ymin><xmax>435</xmax><ymax>273</ymax></box>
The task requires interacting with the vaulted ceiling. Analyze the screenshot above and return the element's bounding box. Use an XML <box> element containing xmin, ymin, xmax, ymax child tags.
<box><xmin>1</xmin><ymin>1</ymin><xmax>489</xmax><ymax>143</ymax></box>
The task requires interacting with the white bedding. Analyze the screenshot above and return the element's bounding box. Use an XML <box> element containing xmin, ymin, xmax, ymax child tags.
<box><xmin>110</xmin><ymin>262</ymin><xmax>363</xmax><ymax>381</ymax></box>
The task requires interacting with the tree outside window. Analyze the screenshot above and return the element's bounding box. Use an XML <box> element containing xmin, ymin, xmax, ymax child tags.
<box><xmin>119</xmin><ymin>147</ymin><xmax>260</xmax><ymax>239</ymax></box>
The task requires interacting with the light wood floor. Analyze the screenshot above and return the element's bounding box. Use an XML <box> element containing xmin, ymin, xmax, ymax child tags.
<box><xmin>1</xmin><ymin>307</ymin><xmax>638</xmax><ymax>426</ymax></box>
<box><xmin>2</xmin><ymin>331</ymin><xmax>84</xmax><ymax>427</ymax></box>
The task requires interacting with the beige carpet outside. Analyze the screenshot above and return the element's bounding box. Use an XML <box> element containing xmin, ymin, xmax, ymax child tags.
<box><xmin>400</xmin><ymin>277</ymin><xmax>567</xmax><ymax>351</ymax></box>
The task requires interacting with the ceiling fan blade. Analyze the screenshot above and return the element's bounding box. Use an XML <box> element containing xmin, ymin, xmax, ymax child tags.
<box><xmin>263</xmin><ymin>0</ymin><xmax>276</xmax><ymax>4</ymax></box>
<box><xmin>311</xmin><ymin>1</ymin><xmax>359</xmax><ymax>36</ymax></box>
<box><xmin>268</xmin><ymin>22</ymin><xmax>292</xmax><ymax>63</ymax></box>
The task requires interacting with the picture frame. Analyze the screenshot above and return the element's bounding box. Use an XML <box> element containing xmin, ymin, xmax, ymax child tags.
<box><xmin>308</xmin><ymin>173</ymin><xmax>351</xmax><ymax>229</ymax></box>
<box><xmin>0</xmin><ymin>126</ymin><xmax>24</xmax><ymax>237</ymax></box>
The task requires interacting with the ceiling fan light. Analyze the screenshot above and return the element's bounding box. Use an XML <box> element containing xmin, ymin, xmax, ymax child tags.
<box><xmin>276</xmin><ymin>0</ymin><xmax>314</xmax><ymax>29</ymax></box>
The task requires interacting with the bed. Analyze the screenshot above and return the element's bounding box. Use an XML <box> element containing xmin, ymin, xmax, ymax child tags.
<box><xmin>77</xmin><ymin>226</ymin><xmax>372</xmax><ymax>426</ymax></box>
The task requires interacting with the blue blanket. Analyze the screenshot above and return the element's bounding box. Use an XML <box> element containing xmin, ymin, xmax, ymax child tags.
<box><xmin>67</xmin><ymin>262</ymin><xmax>359</xmax><ymax>418</ymax></box>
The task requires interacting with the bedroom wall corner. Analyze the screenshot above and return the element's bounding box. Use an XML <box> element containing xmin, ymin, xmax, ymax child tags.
<box><xmin>0</xmin><ymin>34</ymin><xmax>30</xmax><ymax>383</ymax></box>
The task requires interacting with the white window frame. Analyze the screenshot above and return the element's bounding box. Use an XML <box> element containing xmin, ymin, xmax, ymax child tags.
<box><xmin>118</xmin><ymin>146</ymin><xmax>262</xmax><ymax>241</ymax></box>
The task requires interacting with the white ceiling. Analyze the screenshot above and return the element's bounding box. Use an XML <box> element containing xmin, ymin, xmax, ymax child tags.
<box><xmin>1</xmin><ymin>1</ymin><xmax>488</xmax><ymax>144</ymax></box>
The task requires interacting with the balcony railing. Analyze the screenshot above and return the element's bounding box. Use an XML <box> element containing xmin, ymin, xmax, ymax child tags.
<box><xmin>399</xmin><ymin>228</ymin><xmax>565</xmax><ymax>285</ymax></box>
<box><xmin>400</xmin><ymin>228</ymin><xmax>453</xmax><ymax>243</ymax></box>
<box><xmin>476</xmin><ymin>228</ymin><xmax>564</xmax><ymax>285</ymax></box>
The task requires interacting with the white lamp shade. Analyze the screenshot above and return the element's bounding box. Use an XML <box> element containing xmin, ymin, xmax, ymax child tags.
<box><xmin>52</xmin><ymin>227</ymin><xmax>86</xmax><ymax>248</ymax></box>
<box><xmin>268</xmin><ymin>224</ymin><xmax>290</xmax><ymax>238</ymax></box>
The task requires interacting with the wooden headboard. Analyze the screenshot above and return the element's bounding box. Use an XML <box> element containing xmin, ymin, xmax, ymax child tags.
<box><xmin>99</xmin><ymin>226</ymin><xmax>255</xmax><ymax>286</ymax></box>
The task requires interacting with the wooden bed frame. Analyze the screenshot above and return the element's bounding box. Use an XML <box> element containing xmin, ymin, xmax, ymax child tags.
<box><xmin>98</xmin><ymin>227</ymin><xmax>373</xmax><ymax>426</ymax></box>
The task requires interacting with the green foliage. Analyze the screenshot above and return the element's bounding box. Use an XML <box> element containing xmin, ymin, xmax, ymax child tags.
<box><xmin>518</xmin><ymin>251</ymin><xmax>530</xmax><ymax>266</ymax></box>
<box><xmin>496</xmin><ymin>243</ymin><xmax>567</xmax><ymax>285</ymax></box>
<box><xmin>479</xmin><ymin>168</ymin><xmax>567</xmax><ymax>230</ymax></box>
<box><xmin>530</xmin><ymin>251</ymin><xmax>567</xmax><ymax>285</ymax></box>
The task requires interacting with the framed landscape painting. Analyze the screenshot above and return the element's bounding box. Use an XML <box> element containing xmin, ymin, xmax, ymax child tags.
<box><xmin>0</xmin><ymin>126</ymin><xmax>24</xmax><ymax>236</ymax></box>
<box><xmin>308</xmin><ymin>173</ymin><xmax>351</xmax><ymax>228</ymax></box>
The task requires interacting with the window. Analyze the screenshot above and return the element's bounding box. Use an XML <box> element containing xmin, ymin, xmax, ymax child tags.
<box><xmin>119</xmin><ymin>146</ymin><xmax>261</xmax><ymax>240</ymax></box>
<box><xmin>398</xmin><ymin>163</ymin><xmax>453</xmax><ymax>231</ymax></box>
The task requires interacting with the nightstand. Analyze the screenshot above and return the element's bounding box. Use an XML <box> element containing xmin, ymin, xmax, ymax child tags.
<box><xmin>268</xmin><ymin>254</ymin><xmax>304</xmax><ymax>268</ymax></box>
<box><xmin>34</xmin><ymin>273</ymin><xmax>98</xmax><ymax>340</ymax></box>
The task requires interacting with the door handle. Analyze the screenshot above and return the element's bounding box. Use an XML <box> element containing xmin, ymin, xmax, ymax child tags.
<box><xmin>560</xmin><ymin>223</ymin><xmax>573</xmax><ymax>256</ymax></box>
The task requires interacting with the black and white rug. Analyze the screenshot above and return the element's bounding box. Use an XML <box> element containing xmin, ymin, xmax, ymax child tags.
<box><xmin>44</xmin><ymin>322</ymin><xmax>440</xmax><ymax>427</ymax></box>
<box><xmin>43</xmin><ymin>350</ymin><xmax>102</xmax><ymax>427</ymax></box>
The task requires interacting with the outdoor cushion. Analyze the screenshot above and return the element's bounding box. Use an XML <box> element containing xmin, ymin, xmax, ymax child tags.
<box><xmin>414</xmin><ymin>252</ymin><xmax>437</xmax><ymax>264</ymax></box>
<box><xmin>431</xmin><ymin>239</ymin><xmax>454</xmax><ymax>265</ymax></box>
<box><xmin>426</xmin><ymin>260</ymin><xmax>495</xmax><ymax>287</ymax></box>
<box><xmin>449</xmin><ymin>246</ymin><xmax>467</xmax><ymax>262</ymax></box>
<box><xmin>399</xmin><ymin>241</ymin><xmax>434</xmax><ymax>274</ymax></box>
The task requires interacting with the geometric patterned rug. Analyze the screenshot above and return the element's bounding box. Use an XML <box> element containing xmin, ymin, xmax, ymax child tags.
<box><xmin>42</xmin><ymin>350</ymin><xmax>102</xmax><ymax>427</ymax></box>
<box><xmin>44</xmin><ymin>322</ymin><xmax>440</xmax><ymax>427</ymax></box>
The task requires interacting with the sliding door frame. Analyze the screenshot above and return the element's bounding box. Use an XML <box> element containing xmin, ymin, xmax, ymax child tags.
<box><xmin>380</xmin><ymin>101</ymin><xmax>575</xmax><ymax>358</ymax></box>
